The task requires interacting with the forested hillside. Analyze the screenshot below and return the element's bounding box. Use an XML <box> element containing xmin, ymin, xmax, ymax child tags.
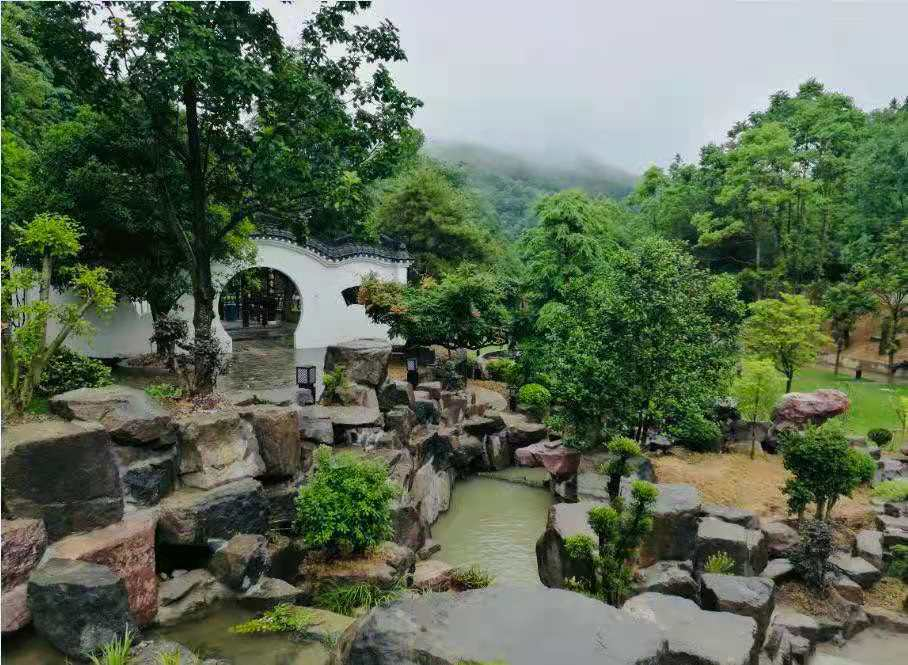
<box><xmin>424</xmin><ymin>141</ymin><xmax>637</xmax><ymax>237</ymax></box>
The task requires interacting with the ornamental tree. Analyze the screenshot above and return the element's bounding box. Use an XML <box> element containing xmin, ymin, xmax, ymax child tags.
<box><xmin>731</xmin><ymin>357</ymin><xmax>785</xmax><ymax>459</ymax></box>
<box><xmin>780</xmin><ymin>423</ymin><xmax>875</xmax><ymax>521</ymax></box>
<box><xmin>2</xmin><ymin>213</ymin><xmax>115</xmax><ymax>414</ymax></box>
<box><xmin>742</xmin><ymin>293</ymin><xmax>830</xmax><ymax>392</ymax></box>
<box><xmin>822</xmin><ymin>282</ymin><xmax>876</xmax><ymax>375</ymax></box>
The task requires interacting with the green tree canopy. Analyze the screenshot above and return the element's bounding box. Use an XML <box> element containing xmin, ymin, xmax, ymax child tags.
<box><xmin>731</xmin><ymin>357</ymin><xmax>785</xmax><ymax>458</ymax></box>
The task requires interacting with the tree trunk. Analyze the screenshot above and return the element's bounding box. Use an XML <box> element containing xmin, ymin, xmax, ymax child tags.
<box><xmin>750</xmin><ymin>421</ymin><xmax>757</xmax><ymax>460</ymax></box>
<box><xmin>814</xmin><ymin>498</ymin><xmax>826</xmax><ymax>520</ymax></box>
<box><xmin>785</xmin><ymin>372</ymin><xmax>793</xmax><ymax>393</ymax></box>
<box><xmin>183</xmin><ymin>79</ymin><xmax>218</xmax><ymax>395</ymax></box>
<box><xmin>834</xmin><ymin>341</ymin><xmax>842</xmax><ymax>376</ymax></box>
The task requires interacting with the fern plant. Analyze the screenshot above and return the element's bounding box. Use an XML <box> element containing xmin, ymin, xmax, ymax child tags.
<box><xmin>703</xmin><ymin>551</ymin><xmax>736</xmax><ymax>574</ymax></box>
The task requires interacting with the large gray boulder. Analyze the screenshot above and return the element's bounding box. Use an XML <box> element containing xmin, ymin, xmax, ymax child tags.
<box><xmin>699</xmin><ymin>573</ymin><xmax>775</xmax><ymax>645</ymax></box>
<box><xmin>635</xmin><ymin>560</ymin><xmax>700</xmax><ymax>602</ymax></box>
<box><xmin>115</xmin><ymin>446</ymin><xmax>178</xmax><ymax>507</ymax></box>
<box><xmin>377</xmin><ymin>380</ymin><xmax>415</xmax><ymax>411</ymax></box>
<box><xmin>701</xmin><ymin>504</ymin><xmax>760</xmax><ymax>530</ymax></box>
<box><xmin>2</xmin><ymin>421</ymin><xmax>123</xmax><ymax>540</ymax></box>
<box><xmin>536</xmin><ymin>501</ymin><xmax>602</xmax><ymax>588</ymax></box>
<box><xmin>828</xmin><ymin>552</ymin><xmax>881</xmax><ymax>589</ymax></box>
<box><xmin>695</xmin><ymin>517</ymin><xmax>768</xmax><ymax>576</ymax></box>
<box><xmin>238</xmin><ymin>576</ymin><xmax>304</xmax><ymax>611</ymax></box>
<box><xmin>409</xmin><ymin>462</ymin><xmax>453</xmax><ymax>526</ymax></box>
<box><xmin>176</xmin><ymin>411</ymin><xmax>265</xmax><ymax>489</ymax></box>
<box><xmin>28</xmin><ymin>558</ymin><xmax>135</xmax><ymax>659</ymax></box>
<box><xmin>49</xmin><ymin>385</ymin><xmax>174</xmax><ymax>446</ymax></box>
<box><xmin>334</xmin><ymin>586</ymin><xmax>668</xmax><ymax>665</ymax></box>
<box><xmin>156</xmin><ymin>479</ymin><xmax>269</xmax><ymax>546</ymax></box>
<box><xmin>238</xmin><ymin>404</ymin><xmax>301</xmax><ymax>477</ymax></box>
<box><xmin>623</xmin><ymin>592</ymin><xmax>759</xmax><ymax>665</ymax></box>
<box><xmin>642</xmin><ymin>483</ymin><xmax>703</xmax><ymax>564</ymax></box>
<box><xmin>324</xmin><ymin>338</ymin><xmax>392</xmax><ymax>387</ymax></box>
<box><xmin>853</xmin><ymin>529</ymin><xmax>884</xmax><ymax>570</ymax></box>
<box><xmin>762</xmin><ymin>521</ymin><xmax>800</xmax><ymax>559</ymax></box>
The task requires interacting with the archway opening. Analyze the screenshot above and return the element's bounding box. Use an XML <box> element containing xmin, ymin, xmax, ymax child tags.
<box><xmin>218</xmin><ymin>267</ymin><xmax>301</xmax><ymax>343</ymax></box>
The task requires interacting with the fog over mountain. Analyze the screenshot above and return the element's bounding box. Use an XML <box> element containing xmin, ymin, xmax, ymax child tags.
<box><xmin>264</xmin><ymin>0</ymin><xmax>907</xmax><ymax>175</ymax></box>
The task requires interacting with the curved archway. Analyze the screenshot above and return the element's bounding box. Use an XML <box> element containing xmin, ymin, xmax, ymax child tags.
<box><xmin>217</xmin><ymin>266</ymin><xmax>303</xmax><ymax>344</ymax></box>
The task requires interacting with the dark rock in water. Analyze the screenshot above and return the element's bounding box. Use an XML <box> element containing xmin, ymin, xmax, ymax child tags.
<box><xmin>2</xmin><ymin>421</ymin><xmax>124</xmax><ymax>540</ymax></box>
<box><xmin>156</xmin><ymin>569</ymin><xmax>233</xmax><ymax>626</ymax></box>
<box><xmin>27</xmin><ymin>558</ymin><xmax>135</xmax><ymax>659</ymax></box>
<box><xmin>390</xmin><ymin>498</ymin><xmax>428</xmax><ymax>552</ymax></box>
<box><xmin>324</xmin><ymin>338</ymin><xmax>392</xmax><ymax>387</ymax></box>
<box><xmin>335</xmin><ymin>586</ymin><xmax>668</xmax><ymax>665</ymax></box>
<box><xmin>701</xmin><ymin>503</ymin><xmax>760</xmax><ymax>530</ymax></box>
<box><xmin>157</xmin><ymin>479</ymin><xmax>269</xmax><ymax>546</ymax></box>
<box><xmin>536</xmin><ymin>501</ymin><xmax>602</xmax><ymax>588</ymax></box>
<box><xmin>130</xmin><ymin>639</ymin><xmax>233</xmax><ymax>665</ymax></box>
<box><xmin>623</xmin><ymin>592</ymin><xmax>758</xmax><ymax>665</ymax></box>
<box><xmin>635</xmin><ymin>560</ymin><xmax>700</xmax><ymax>602</ymax></box>
<box><xmin>699</xmin><ymin>573</ymin><xmax>775</xmax><ymax>645</ymax></box>
<box><xmin>238</xmin><ymin>576</ymin><xmax>304</xmax><ymax>611</ymax></box>
<box><xmin>695</xmin><ymin>517</ymin><xmax>768</xmax><ymax>576</ymax></box>
<box><xmin>50</xmin><ymin>385</ymin><xmax>174</xmax><ymax>446</ymax></box>
<box><xmin>208</xmin><ymin>534</ymin><xmax>270</xmax><ymax>591</ymax></box>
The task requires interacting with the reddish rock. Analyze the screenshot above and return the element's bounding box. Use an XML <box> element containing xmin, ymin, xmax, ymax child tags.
<box><xmin>1</xmin><ymin>583</ymin><xmax>30</xmax><ymax>633</ymax></box>
<box><xmin>537</xmin><ymin>443</ymin><xmax>580</xmax><ymax>476</ymax></box>
<box><xmin>515</xmin><ymin>441</ymin><xmax>546</xmax><ymax>467</ymax></box>
<box><xmin>772</xmin><ymin>389</ymin><xmax>850</xmax><ymax>427</ymax></box>
<box><xmin>44</xmin><ymin>514</ymin><xmax>158</xmax><ymax>625</ymax></box>
<box><xmin>1</xmin><ymin>518</ymin><xmax>47</xmax><ymax>590</ymax></box>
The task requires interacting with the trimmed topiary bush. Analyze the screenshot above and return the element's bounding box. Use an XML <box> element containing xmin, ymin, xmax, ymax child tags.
<box><xmin>38</xmin><ymin>347</ymin><xmax>112</xmax><ymax>396</ymax></box>
<box><xmin>867</xmin><ymin>428</ymin><xmax>893</xmax><ymax>448</ymax></box>
<box><xmin>668</xmin><ymin>411</ymin><xmax>722</xmax><ymax>453</ymax></box>
<box><xmin>295</xmin><ymin>446</ymin><xmax>399</xmax><ymax>556</ymax></box>
<box><xmin>517</xmin><ymin>383</ymin><xmax>551</xmax><ymax>420</ymax></box>
<box><xmin>486</xmin><ymin>358</ymin><xmax>518</xmax><ymax>384</ymax></box>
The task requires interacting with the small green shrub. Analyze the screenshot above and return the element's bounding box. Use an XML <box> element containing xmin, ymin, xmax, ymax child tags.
<box><xmin>150</xmin><ymin>315</ymin><xmax>188</xmax><ymax>364</ymax></box>
<box><xmin>449</xmin><ymin>565</ymin><xmax>494</xmax><ymax>590</ymax></box>
<box><xmin>321</xmin><ymin>365</ymin><xmax>349</xmax><ymax>404</ymax></box>
<box><xmin>867</xmin><ymin>428</ymin><xmax>894</xmax><ymax>448</ymax></box>
<box><xmin>602</xmin><ymin>436</ymin><xmax>642</xmax><ymax>502</ymax></box>
<box><xmin>145</xmin><ymin>383</ymin><xmax>183</xmax><ymax>400</ymax></box>
<box><xmin>159</xmin><ymin>649</ymin><xmax>184</xmax><ymax>665</ymax></box>
<box><xmin>229</xmin><ymin>603</ymin><xmax>316</xmax><ymax>635</ymax></box>
<box><xmin>486</xmin><ymin>358</ymin><xmax>518</xmax><ymax>384</ymax></box>
<box><xmin>517</xmin><ymin>383</ymin><xmax>551</xmax><ymax>420</ymax></box>
<box><xmin>294</xmin><ymin>446</ymin><xmax>399</xmax><ymax>555</ymax></box>
<box><xmin>873</xmin><ymin>479</ymin><xmax>908</xmax><ymax>503</ymax></box>
<box><xmin>38</xmin><ymin>347</ymin><xmax>112</xmax><ymax>396</ymax></box>
<box><xmin>668</xmin><ymin>411</ymin><xmax>722</xmax><ymax>453</ymax></box>
<box><xmin>315</xmin><ymin>582</ymin><xmax>402</xmax><ymax>616</ymax></box>
<box><xmin>704</xmin><ymin>551</ymin><xmax>736</xmax><ymax>574</ymax></box>
<box><xmin>437</xmin><ymin>358</ymin><xmax>466</xmax><ymax>391</ymax></box>
<box><xmin>87</xmin><ymin>629</ymin><xmax>133</xmax><ymax>665</ymax></box>
<box><xmin>792</xmin><ymin>519</ymin><xmax>834</xmax><ymax>591</ymax></box>
<box><xmin>887</xmin><ymin>545</ymin><xmax>908</xmax><ymax>582</ymax></box>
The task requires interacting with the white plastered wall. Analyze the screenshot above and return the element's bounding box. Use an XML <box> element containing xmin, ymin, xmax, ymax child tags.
<box><xmin>47</xmin><ymin>237</ymin><xmax>408</xmax><ymax>358</ymax></box>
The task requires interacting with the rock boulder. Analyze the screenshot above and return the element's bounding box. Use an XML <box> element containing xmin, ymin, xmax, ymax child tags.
<box><xmin>772</xmin><ymin>390</ymin><xmax>850</xmax><ymax>428</ymax></box>
<box><xmin>324</xmin><ymin>338</ymin><xmax>392</xmax><ymax>387</ymax></box>
<box><xmin>695</xmin><ymin>517</ymin><xmax>768</xmax><ymax>576</ymax></box>
<box><xmin>176</xmin><ymin>412</ymin><xmax>265</xmax><ymax>489</ymax></box>
<box><xmin>49</xmin><ymin>385</ymin><xmax>174</xmax><ymax>446</ymax></box>
<box><xmin>155</xmin><ymin>568</ymin><xmax>233</xmax><ymax>626</ymax></box>
<box><xmin>700</xmin><ymin>573</ymin><xmax>775</xmax><ymax>644</ymax></box>
<box><xmin>536</xmin><ymin>501</ymin><xmax>602</xmax><ymax>588</ymax></box>
<box><xmin>157</xmin><ymin>479</ymin><xmax>269</xmax><ymax>546</ymax></box>
<box><xmin>642</xmin><ymin>484</ymin><xmax>703</xmax><ymax>564</ymax></box>
<box><xmin>635</xmin><ymin>560</ymin><xmax>700</xmax><ymax>602</ymax></box>
<box><xmin>209</xmin><ymin>534</ymin><xmax>270</xmax><ymax>592</ymax></box>
<box><xmin>2</xmin><ymin>421</ymin><xmax>123</xmax><ymax>540</ymax></box>
<box><xmin>238</xmin><ymin>405</ymin><xmax>301</xmax><ymax>477</ymax></box>
<box><xmin>335</xmin><ymin>586</ymin><xmax>668</xmax><ymax>665</ymax></box>
<box><xmin>44</xmin><ymin>514</ymin><xmax>158</xmax><ymax>625</ymax></box>
<box><xmin>28</xmin><ymin>558</ymin><xmax>135</xmax><ymax>659</ymax></box>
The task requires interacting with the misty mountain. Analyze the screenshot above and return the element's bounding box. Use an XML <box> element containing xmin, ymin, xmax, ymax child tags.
<box><xmin>425</xmin><ymin>140</ymin><xmax>638</xmax><ymax>238</ymax></box>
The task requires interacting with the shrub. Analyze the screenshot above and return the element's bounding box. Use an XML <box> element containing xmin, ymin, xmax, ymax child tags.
<box><xmin>602</xmin><ymin>436</ymin><xmax>642</xmax><ymax>502</ymax></box>
<box><xmin>38</xmin><ymin>347</ymin><xmax>112</xmax><ymax>396</ymax></box>
<box><xmin>791</xmin><ymin>519</ymin><xmax>834</xmax><ymax>591</ymax></box>
<box><xmin>449</xmin><ymin>565</ymin><xmax>494</xmax><ymax>590</ymax></box>
<box><xmin>517</xmin><ymin>383</ymin><xmax>551</xmax><ymax>420</ymax></box>
<box><xmin>887</xmin><ymin>545</ymin><xmax>908</xmax><ymax>582</ymax></box>
<box><xmin>87</xmin><ymin>628</ymin><xmax>133</xmax><ymax>665</ymax></box>
<box><xmin>704</xmin><ymin>552</ymin><xmax>736</xmax><ymax>574</ymax></box>
<box><xmin>867</xmin><ymin>428</ymin><xmax>893</xmax><ymax>448</ymax></box>
<box><xmin>150</xmin><ymin>314</ymin><xmax>188</xmax><ymax>365</ymax></box>
<box><xmin>294</xmin><ymin>446</ymin><xmax>399</xmax><ymax>555</ymax></box>
<box><xmin>872</xmin><ymin>479</ymin><xmax>908</xmax><ymax>503</ymax></box>
<box><xmin>781</xmin><ymin>423</ymin><xmax>876</xmax><ymax>521</ymax></box>
<box><xmin>668</xmin><ymin>411</ymin><xmax>722</xmax><ymax>453</ymax></box>
<box><xmin>229</xmin><ymin>604</ymin><xmax>316</xmax><ymax>635</ymax></box>
<box><xmin>320</xmin><ymin>365</ymin><xmax>348</xmax><ymax>404</ymax></box>
<box><xmin>563</xmin><ymin>480</ymin><xmax>658</xmax><ymax>606</ymax></box>
<box><xmin>437</xmin><ymin>358</ymin><xmax>466</xmax><ymax>391</ymax></box>
<box><xmin>486</xmin><ymin>358</ymin><xmax>518</xmax><ymax>385</ymax></box>
<box><xmin>159</xmin><ymin>650</ymin><xmax>184</xmax><ymax>665</ymax></box>
<box><xmin>145</xmin><ymin>383</ymin><xmax>183</xmax><ymax>400</ymax></box>
<box><xmin>315</xmin><ymin>582</ymin><xmax>402</xmax><ymax>616</ymax></box>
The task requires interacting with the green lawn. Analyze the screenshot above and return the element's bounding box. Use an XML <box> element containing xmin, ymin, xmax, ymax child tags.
<box><xmin>791</xmin><ymin>366</ymin><xmax>907</xmax><ymax>438</ymax></box>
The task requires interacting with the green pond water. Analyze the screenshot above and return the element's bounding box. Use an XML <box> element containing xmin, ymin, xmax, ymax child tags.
<box><xmin>432</xmin><ymin>475</ymin><xmax>553</xmax><ymax>585</ymax></box>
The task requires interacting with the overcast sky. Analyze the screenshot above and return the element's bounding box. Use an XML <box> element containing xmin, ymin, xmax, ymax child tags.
<box><xmin>263</xmin><ymin>0</ymin><xmax>908</xmax><ymax>174</ymax></box>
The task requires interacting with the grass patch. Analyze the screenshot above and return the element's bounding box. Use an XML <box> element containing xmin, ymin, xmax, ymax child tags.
<box><xmin>314</xmin><ymin>582</ymin><xmax>402</xmax><ymax>616</ymax></box>
<box><xmin>229</xmin><ymin>604</ymin><xmax>317</xmax><ymax>635</ymax></box>
<box><xmin>26</xmin><ymin>396</ymin><xmax>50</xmax><ymax>414</ymax></box>
<box><xmin>791</xmin><ymin>367</ymin><xmax>907</xmax><ymax>436</ymax></box>
<box><xmin>449</xmin><ymin>565</ymin><xmax>495</xmax><ymax>590</ymax></box>
<box><xmin>873</xmin><ymin>479</ymin><xmax>908</xmax><ymax>503</ymax></box>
